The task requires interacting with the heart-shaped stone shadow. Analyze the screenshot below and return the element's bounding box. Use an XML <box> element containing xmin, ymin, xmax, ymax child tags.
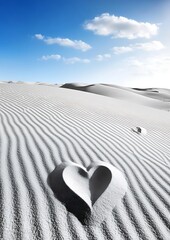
<box><xmin>48</xmin><ymin>161</ymin><xmax>127</xmax><ymax>224</ymax></box>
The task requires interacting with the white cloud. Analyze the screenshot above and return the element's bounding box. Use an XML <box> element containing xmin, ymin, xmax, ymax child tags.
<box><xmin>128</xmin><ymin>56</ymin><xmax>170</xmax><ymax>71</ymax></box>
<box><xmin>95</xmin><ymin>53</ymin><xmax>111</xmax><ymax>61</ymax></box>
<box><xmin>113</xmin><ymin>41</ymin><xmax>165</xmax><ymax>54</ymax></box>
<box><xmin>91</xmin><ymin>55</ymin><xmax>170</xmax><ymax>88</ymax></box>
<box><xmin>113</xmin><ymin>46</ymin><xmax>133</xmax><ymax>54</ymax></box>
<box><xmin>40</xmin><ymin>54</ymin><xmax>90</xmax><ymax>64</ymax></box>
<box><xmin>84</xmin><ymin>13</ymin><xmax>159</xmax><ymax>39</ymax></box>
<box><xmin>63</xmin><ymin>57</ymin><xmax>90</xmax><ymax>64</ymax></box>
<box><xmin>135</xmin><ymin>41</ymin><xmax>165</xmax><ymax>51</ymax></box>
<box><xmin>124</xmin><ymin>55</ymin><xmax>170</xmax><ymax>86</ymax></box>
<box><xmin>35</xmin><ymin>34</ymin><xmax>44</xmax><ymax>40</ymax></box>
<box><xmin>35</xmin><ymin>34</ymin><xmax>91</xmax><ymax>52</ymax></box>
<box><xmin>127</xmin><ymin>59</ymin><xmax>144</xmax><ymax>67</ymax></box>
<box><xmin>41</xmin><ymin>54</ymin><xmax>61</xmax><ymax>61</ymax></box>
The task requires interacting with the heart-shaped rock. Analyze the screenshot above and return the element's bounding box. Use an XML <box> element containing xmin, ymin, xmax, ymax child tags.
<box><xmin>48</xmin><ymin>161</ymin><xmax>128</xmax><ymax>224</ymax></box>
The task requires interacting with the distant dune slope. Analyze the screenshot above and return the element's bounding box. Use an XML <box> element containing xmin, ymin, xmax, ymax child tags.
<box><xmin>0</xmin><ymin>83</ymin><xmax>170</xmax><ymax>240</ymax></box>
<box><xmin>61</xmin><ymin>83</ymin><xmax>170</xmax><ymax>111</ymax></box>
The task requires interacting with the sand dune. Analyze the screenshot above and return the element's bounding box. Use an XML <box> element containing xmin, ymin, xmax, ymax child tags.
<box><xmin>61</xmin><ymin>83</ymin><xmax>170</xmax><ymax>110</ymax></box>
<box><xmin>0</xmin><ymin>82</ymin><xmax>170</xmax><ymax>239</ymax></box>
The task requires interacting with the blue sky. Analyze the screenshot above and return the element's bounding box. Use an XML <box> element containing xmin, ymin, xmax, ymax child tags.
<box><xmin>0</xmin><ymin>0</ymin><xmax>170</xmax><ymax>87</ymax></box>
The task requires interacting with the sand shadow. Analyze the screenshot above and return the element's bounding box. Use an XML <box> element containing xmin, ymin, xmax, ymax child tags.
<box><xmin>89</xmin><ymin>166</ymin><xmax>112</xmax><ymax>205</ymax></box>
<box><xmin>47</xmin><ymin>165</ymin><xmax>91</xmax><ymax>224</ymax></box>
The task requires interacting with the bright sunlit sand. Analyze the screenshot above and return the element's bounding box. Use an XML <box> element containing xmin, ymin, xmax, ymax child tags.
<box><xmin>0</xmin><ymin>82</ymin><xmax>169</xmax><ymax>239</ymax></box>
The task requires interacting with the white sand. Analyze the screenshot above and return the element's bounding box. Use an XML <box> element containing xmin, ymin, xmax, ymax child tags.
<box><xmin>61</xmin><ymin>83</ymin><xmax>170</xmax><ymax>110</ymax></box>
<box><xmin>0</xmin><ymin>82</ymin><xmax>170</xmax><ymax>239</ymax></box>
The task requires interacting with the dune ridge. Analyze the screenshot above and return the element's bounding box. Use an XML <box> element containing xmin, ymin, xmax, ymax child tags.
<box><xmin>61</xmin><ymin>83</ymin><xmax>170</xmax><ymax>111</ymax></box>
<box><xmin>0</xmin><ymin>82</ymin><xmax>170</xmax><ymax>239</ymax></box>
